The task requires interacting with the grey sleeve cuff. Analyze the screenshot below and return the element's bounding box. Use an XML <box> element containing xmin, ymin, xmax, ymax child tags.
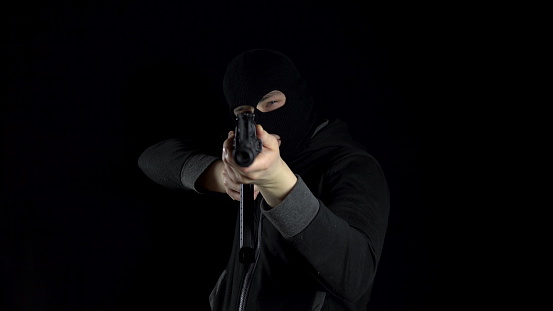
<box><xmin>260</xmin><ymin>176</ymin><xmax>320</xmax><ymax>238</ymax></box>
<box><xmin>180</xmin><ymin>154</ymin><xmax>220</xmax><ymax>192</ymax></box>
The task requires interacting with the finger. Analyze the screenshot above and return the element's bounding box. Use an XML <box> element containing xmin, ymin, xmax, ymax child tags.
<box><xmin>222</xmin><ymin>131</ymin><xmax>235</xmax><ymax>162</ymax></box>
<box><xmin>256</xmin><ymin>124</ymin><xmax>279</xmax><ymax>150</ymax></box>
<box><xmin>272</xmin><ymin>134</ymin><xmax>281</xmax><ymax>147</ymax></box>
<box><xmin>253</xmin><ymin>185</ymin><xmax>260</xmax><ymax>200</ymax></box>
<box><xmin>226</xmin><ymin>188</ymin><xmax>241</xmax><ymax>201</ymax></box>
<box><xmin>222</xmin><ymin>169</ymin><xmax>241</xmax><ymax>200</ymax></box>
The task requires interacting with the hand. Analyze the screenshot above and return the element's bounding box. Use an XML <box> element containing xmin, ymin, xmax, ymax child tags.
<box><xmin>221</xmin><ymin>124</ymin><xmax>296</xmax><ymax>207</ymax></box>
<box><xmin>220</xmin><ymin>153</ymin><xmax>260</xmax><ymax>201</ymax></box>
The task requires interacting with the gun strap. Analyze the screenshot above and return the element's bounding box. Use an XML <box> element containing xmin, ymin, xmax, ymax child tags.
<box><xmin>239</xmin><ymin>184</ymin><xmax>255</xmax><ymax>264</ymax></box>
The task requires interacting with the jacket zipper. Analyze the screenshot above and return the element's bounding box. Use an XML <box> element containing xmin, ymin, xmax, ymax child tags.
<box><xmin>238</xmin><ymin>212</ymin><xmax>263</xmax><ymax>311</ymax></box>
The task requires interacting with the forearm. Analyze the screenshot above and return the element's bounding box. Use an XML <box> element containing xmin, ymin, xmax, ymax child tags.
<box><xmin>290</xmin><ymin>206</ymin><xmax>377</xmax><ymax>302</ymax></box>
<box><xmin>138</xmin><ymin>138</ymin><xmax>221</xmax><ymax>192</ymax></box>
<box><xmin>137</xmin><ymin>139</ymin><xmax>190</xmax><ymax>190</ymax></box>
<box><xmin>261</xmin><ymin>176</ymin><xmax>384</xmax><ymax>302</ymax></box>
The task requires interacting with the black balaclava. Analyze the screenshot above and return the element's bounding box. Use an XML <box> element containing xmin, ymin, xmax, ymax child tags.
<box><xmin>223</xmin><ymin>49</ymin><xmax>317</xmax><ymax>160</ymax></box>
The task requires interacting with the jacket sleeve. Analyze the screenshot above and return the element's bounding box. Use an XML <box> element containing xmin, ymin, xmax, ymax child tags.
<box><xmin>261</xmin><ymin>153</ymin><xmax>390</xmax><ymax>302</ymax></box>
<box><xmin>137</xmin><ymin>138</ymin><xmax>219</xmax><ymax>192</ymax></box>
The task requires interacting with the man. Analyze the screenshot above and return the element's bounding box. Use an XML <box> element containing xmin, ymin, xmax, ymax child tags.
<box><xmin>138</xmin><ymin>48</ymin><xmax>390</xmax><ymax>310</ymax></box>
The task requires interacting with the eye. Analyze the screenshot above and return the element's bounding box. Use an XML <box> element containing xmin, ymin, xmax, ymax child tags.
<box><xmin>256</xmin><ymin>90</ymin><xmax>286</xmax><ymax>112</ymax></box>
<box><xmin>258</xmin><ymin>100</ymin><xmax>277</xmax><ymax>111</ymax></box>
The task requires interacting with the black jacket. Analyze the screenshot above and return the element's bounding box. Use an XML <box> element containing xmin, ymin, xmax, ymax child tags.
<box><xmin>138</xmin><ymin>118</ymin><xmax>390</xmax><ymax>311</ymax></box>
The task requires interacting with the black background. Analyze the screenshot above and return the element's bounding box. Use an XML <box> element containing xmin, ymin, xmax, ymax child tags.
<box><xmin>1</xmin><ymin>1</ymin><xmax>480</xmax><ymax>310</ymax></box>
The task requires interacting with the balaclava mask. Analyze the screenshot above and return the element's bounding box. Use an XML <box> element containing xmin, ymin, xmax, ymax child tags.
<box><xmin>223</xmin><ymin>49</ymin><xmax>317</xmax><ymax>160</ymax></box>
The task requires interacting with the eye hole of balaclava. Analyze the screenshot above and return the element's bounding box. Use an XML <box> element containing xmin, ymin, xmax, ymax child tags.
<box><xmin>223</xmin><ymin>49</ymin><xmax>317</xmax><ymax>160</ymax></box>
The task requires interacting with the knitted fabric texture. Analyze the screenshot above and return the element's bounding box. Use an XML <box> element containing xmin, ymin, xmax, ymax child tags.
<box><xmin>222</xmin><ymin>49</ymin><xmax>317</xmax><ymax>160</ymax></box>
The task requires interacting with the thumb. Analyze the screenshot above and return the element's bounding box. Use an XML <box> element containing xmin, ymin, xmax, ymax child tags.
<box><xmin>256</xmin><ymin>124</ymin><xmax>280</xmax><ymax>150</ymax></box>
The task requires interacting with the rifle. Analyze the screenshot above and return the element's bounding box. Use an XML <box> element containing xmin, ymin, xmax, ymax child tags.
<box><xmin>233</xmin><ymin>111</ymin><xmax>262</xmax><ymax>167</ymax></box>
<box><xmin>233</xmin><ymin>110</ymin><xmax>262</xmax><ymax>264</ymax></box>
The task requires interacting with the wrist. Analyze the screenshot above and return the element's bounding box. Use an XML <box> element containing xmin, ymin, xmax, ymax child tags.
<box><xmin>197</xmin><ymin>160</ymin><xmax>225</xmax><ymax>193</ymax></box>
<box><xmin>260</xmin><ymin>160</ymin><xmax>297</xmax><ymax>208</ymax></box>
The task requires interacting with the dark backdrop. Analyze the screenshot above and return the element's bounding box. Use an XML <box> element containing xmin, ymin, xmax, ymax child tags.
<box><xmin>2</xmin><ymin>1</ymin><xmax>463</xmax><ymax>310</ymax></box>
